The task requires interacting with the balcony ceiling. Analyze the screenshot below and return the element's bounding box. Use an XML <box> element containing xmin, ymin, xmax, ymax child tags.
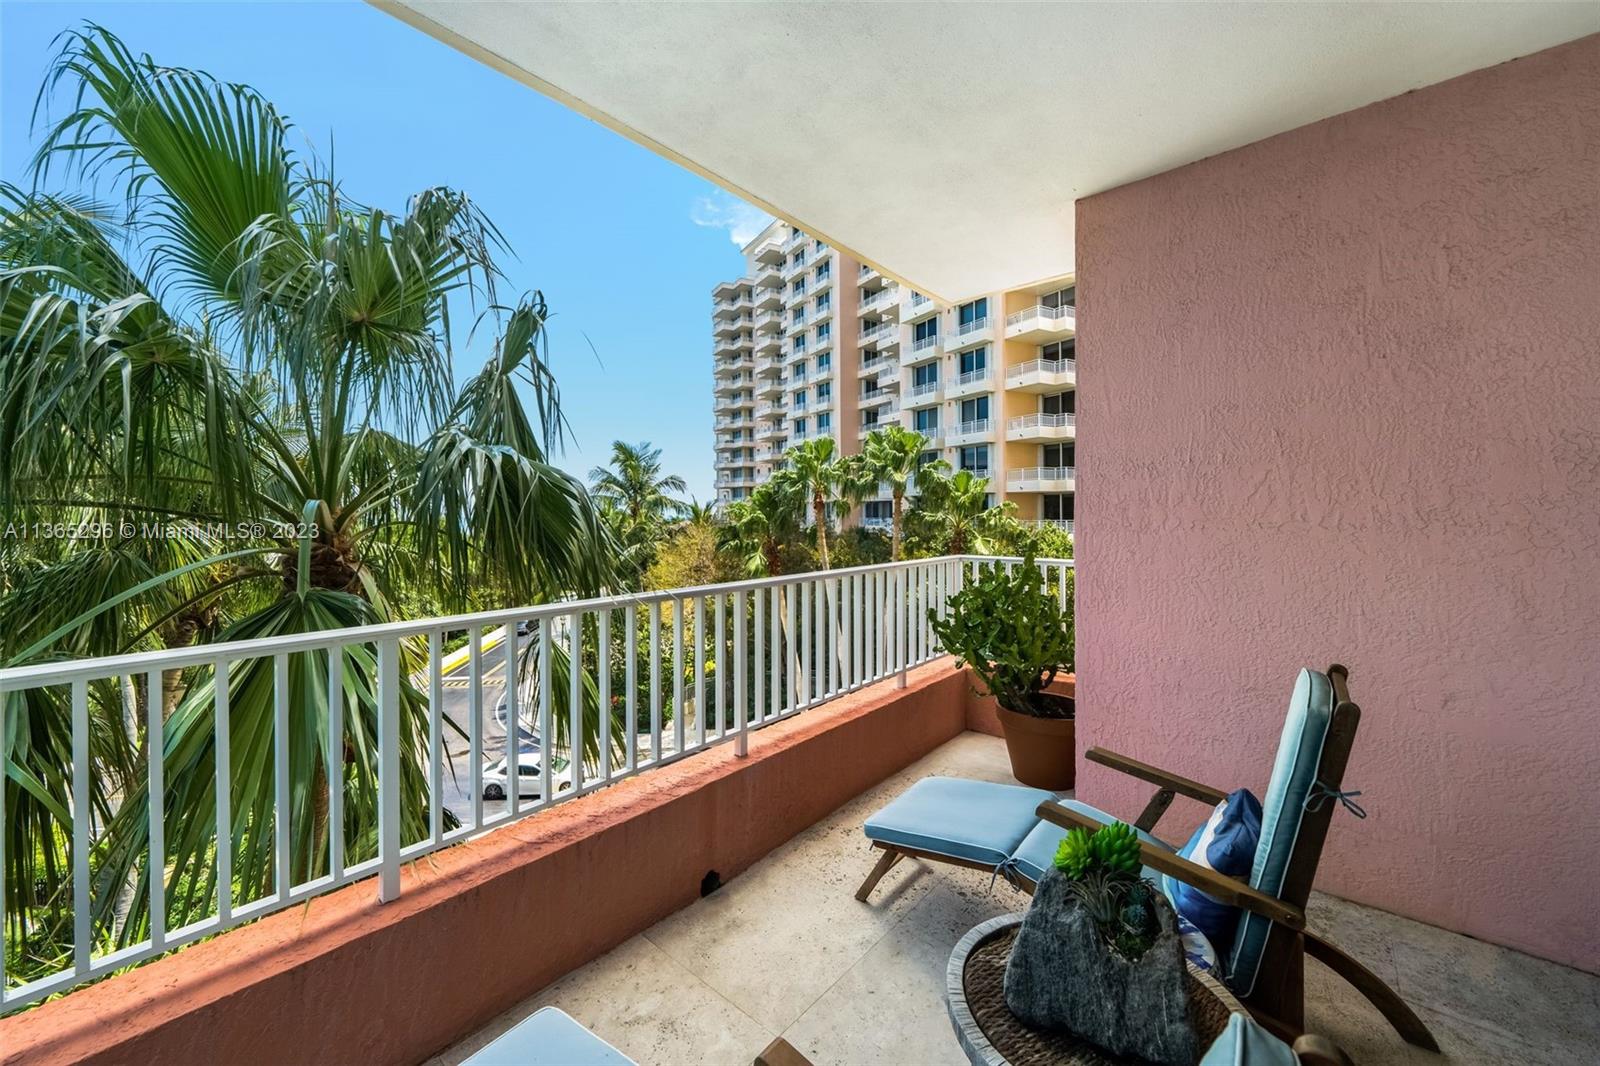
<box><xmin>375</xmin><ymin>1</ymin><xmax>1600</xmax><ymax>301</ymax></box>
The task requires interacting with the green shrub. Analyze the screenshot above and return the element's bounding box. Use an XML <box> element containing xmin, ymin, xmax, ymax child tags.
<box><xmin>927</xmin><ymin>555</ymin><xmax>1073</xmax><ymax>718</ymax></box>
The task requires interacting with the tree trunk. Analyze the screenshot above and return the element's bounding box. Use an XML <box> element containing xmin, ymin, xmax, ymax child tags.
<box><xmin>891</xmin><ymin>491</ymin><xmax>904</xmax><ymax>561</ymax></box>
<box><xmin>813</xmin><ymin>492</ymin><xmax>830</xmax><ymax>570</ymax></box>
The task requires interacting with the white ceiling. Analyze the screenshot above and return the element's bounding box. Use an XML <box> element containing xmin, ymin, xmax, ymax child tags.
<box><xmin>377</xmin><ymin>1</ymin><xmax>1600</xmax><ymax>301</ymax></box>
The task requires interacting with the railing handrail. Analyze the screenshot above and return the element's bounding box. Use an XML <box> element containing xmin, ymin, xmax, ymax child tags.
<box><xmin>0</xmin><ymin>555</ymin><xmax>1067</xmax><ymax>688</ymax></box>
<box><xmin>1006</xmin><ymin>357</ymin><xmax>1077</xmax><ymax>380</ymax></box>
<box><xmin>954</xmin><ymin>315</ymin><xmax>990</xmax><ymax>336</ymax></box>
<box><xmin>953</xmin><ymin>418</ymin><xmax>992</xmax><ymax>435</ymax></box>
<box><xmin>1007</xmin><ymin>412</ymin><xmax>1075</xmax><ymax>429</ymax></box>
<box><xmin>1007</xmin><ymin>466</ymin><xmax>1076</xmax><ymax>482</ymax></box>
<box><xmin>1005</xmin><ymin>304</ymin><xmax>1075</xmax><ymax>327</ymax></box>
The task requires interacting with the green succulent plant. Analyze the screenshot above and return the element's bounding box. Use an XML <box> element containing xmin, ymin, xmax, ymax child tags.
<box><xmin>1053</xmin><ymin>826</ymin><xmax>1094</xmax><ymax>878</ymax></box>
<box><xmin>1090</xmin><ymin>821</ymin><xmax>1143</xmax><ymax>876</ymax></box>
<box><xmin>1053</xmin><ymin>821</ymin><xmax>1163</xmax><ymax>961</ymax></box>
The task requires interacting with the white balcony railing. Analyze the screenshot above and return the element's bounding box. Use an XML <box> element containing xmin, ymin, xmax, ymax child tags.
<box><xmin>1023</xmin><ymin>518</ymin><xmax>1075</xmax><ymax>533</ymax></box>
<box><xmin>909</xmin><ymin>334</ymin><xmax>939</xmax><ymax>354</ymax></box>
<box><xmin>953</xmin><ymin>366</ymin><xmax>992</xmax><ymax>388</ymax></box>
<box><xmin>1006</xmin><ymin>357</ymin><xmax>1077</xmax><ymax>382</ymax></box>
<box><xmin>1007</xmin><ymin>413</ymin><xmax>1076</xmax><ymax>433</ymax></box>
<box><xmin>1005</xmin><ymin>304</ymin><xmax>1075</xmax><ymax>329</ymax></box>
<box><xmin>0</xmin><ymin>557</ymin><xmax>1075</xmax><ymax>1014</ymax></box>
<box><xmin>954</xmin><ymin>315</ymin><xmax>989</xmax><ymax>337</ymax></box>
<box><xmin>952</xmin><ymin>418</ymin><xmax>993</xmax><ymax>438</ymax></box>
<box><xmin>908</xmin><ymin>380</ymin><xmax>941</xmax><ymax>401</ymax></box>
<box><xmin>1007</xmin><ymin>466</ymin><xmax>1076</xmax><ymax>488</ymax></box>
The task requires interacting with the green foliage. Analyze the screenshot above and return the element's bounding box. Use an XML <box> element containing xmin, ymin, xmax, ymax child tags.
<box><xmin>1090</xmin><ymin>821</ymin><xmax>1142</xmax><ymax>876</ymax></box>
<box><xmin>1054</xmin><ymin>820</ymin><xmax>1162</xmax><ymax>961</ymax></box>
<box><xmin>927</xmin><ymin>555</ymin><xmax>1074</xmax><ymax>717</ymax></box>
<box><xmin>590</xmin><ymin>441</ymin><xmax>689</xmax><ymax>585</ymax></box>
<box><xmin>1054</xmin><ymin>826</ymin><xmax>1094</xmax><ymax>879</ymax></box>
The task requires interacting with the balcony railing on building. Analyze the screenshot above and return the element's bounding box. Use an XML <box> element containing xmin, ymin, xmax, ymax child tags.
<box><xmin>1</xmin><ymin>542</ymin><xmax>1075</xmax><ymax>1015</ymax></box>
<box><xmin>1006</xmin><ymin>465</ymin><xmax>1076</xmax><ymax>491</ymax></box>
<box><xmin>1006</xmin><ymin>412</ymin><xmax>1076</xmax><ymax>440</ymax></box>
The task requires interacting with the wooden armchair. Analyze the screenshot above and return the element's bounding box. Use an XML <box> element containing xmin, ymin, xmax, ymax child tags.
<box><xmin>1038</xmin><ymin>664</ymin><xmax>1438</xmax><ymax>1053</ymax></box>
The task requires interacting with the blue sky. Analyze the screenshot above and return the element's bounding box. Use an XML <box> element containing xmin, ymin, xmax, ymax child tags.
<box><xmin>0</xmin><ymin>0</ymin><xmax>769</xmax><ymax>502</ymax></box>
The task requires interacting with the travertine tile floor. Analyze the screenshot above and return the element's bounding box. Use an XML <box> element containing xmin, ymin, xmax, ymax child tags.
<box><xmin>433</xmin><ymin>733</ymin><xmax>1600</xmax><ymax>1066</ymax></box>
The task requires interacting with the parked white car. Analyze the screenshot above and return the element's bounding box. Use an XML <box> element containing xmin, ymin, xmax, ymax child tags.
<box><xmin>482</xmin><ymin>751</ymin><xmax>571</xmax><ymax>800</ymax></box>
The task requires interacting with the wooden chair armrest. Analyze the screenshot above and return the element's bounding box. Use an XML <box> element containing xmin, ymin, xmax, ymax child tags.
<box><xmin>1086</xmin><ymin>747</ymin><xmax>1228</xmax><ymax>806</ymax></box>
<box><xmin>1035</xmin><ymin>800</ymin><xmax>1305</xmax><ymax>931</ymax></box>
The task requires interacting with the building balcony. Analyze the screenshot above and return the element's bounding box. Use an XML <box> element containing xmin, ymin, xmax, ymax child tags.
<box><xmin>751</xmin><ymin>234</ymin><xmax>786</xmax><ymax>262</ymax></box>
<box><xmin>1006</xmin><ymin>356</ymin><xmax>1076</xmax><ymax>392</ymax></box>
<box><xmin>945</xmin><ymin>365</ymin><xmax>993</xmax><ymax>398</ymax></box>
<box><xmin>870</xmin><ymin>362</ymin><xmax>900</xmax><ymax>385</ymax></box>
<box><xmin>712</xmin><ymin>278</ymin><xmax>749</xmax><ymax>301</ymax></box>
<box><xmin>1021</xmin><ymin>517</ymin><xmax>1075</xmax><ymax>534</ymax></box>
<box><xmin>756</xmin><ymin>374</ymin><xmax>786</xmax><ymax>398</ymax></box>
<box><xmin>857</xmin><ymin>321</ymin><xmax>898</xmax><ymax>349</ymax></box>
<box><xmin>858</xmin><ymin>387</ymin><xmax>895</xmax><ymax>409</ymax></box>
<box><xmin>713</xmin><ymin>376</ymin><xmax>750</xmax><ymax>397</ymax></box>
<box><xmin>946</xmin><ymin>418</ymin><xmax>994</xmax><ymax>446</ymax></box>
<box><xmin>945</xmin><ymin>316</ymin><xmax>994</xmax><ymax>351</ymax></box>
<box><xmin>903</xmin><ymin>291</ymin><xmax>938</xmax><ymax>321</ymax></box>
<box><xmin>753</xmin><ymin>309</ymin><xmax>782</xmax><ymax>333</ymax></box>
<box><xmin>783</xmin><ymin>254</ymin><xmax>809</xmax><ymax>278</ymax></box>
<box><xmin>756</xmin><ymin>419</ymin><xmax>787</xmax><ymax>441</ymax></box>
<box><xmin>1004</xmin><ymin>303</ymin><xmax>1075</xmax><ymax>342</ymax></box>
<box><xmin>784</xmin><ymin>229</ymin><xmax>808</xmax><ymax>252</ymax></box>
<box><xmin>713</xmin><ymin>312</ymin><xmax>752</xmax><ymax>335</ymax></box>
<box><xmin>1007</xmin><ymin>412</ymin><xmax>1076</xmax><ymax>441</ymax></box>
<box><xmin>754</xmin><ymin>401</ymin><xmax>786</xmax><ymax>419</ymax></box>
<box><xmin>755</xmin><ymin>333</ymin><xmax>782</xmax><ymax>356</ymax></box>
<box><xmin>810</xmin><ymin>301</ymin><xmax>833</xmax><ymax>325</ymax></box>
<box><xmin>784</xmin><ymin>284</ymin><xmax>808</xmax><ymax>308</ymax></box>
<box><xmin>1006</xmin><ymin>465</ymin><xmax>1076</xmax><ymax>492</ymax></box>
<box><xmin>713</xmin><ymin>333</ymin><xmax>753</xmax><ymax>356</ymax></box>
<box><xmin>905</xmin><ymin>379</ymin><xmax>942</xmax><ymax>405</ymax></box>
<box><xmin>753</xmin><ymin>283</ymin><xmax>783</xmax><ymax>309</ymax></box>
<box><xmin>856</xmin><ymin>287</ymin><xmax>897</xmax><ymax>316</ymax></box>
<box><xmin>901</xmin><ymin>333</ymin><xmax>940</xmax><ymax>365</ymax></box>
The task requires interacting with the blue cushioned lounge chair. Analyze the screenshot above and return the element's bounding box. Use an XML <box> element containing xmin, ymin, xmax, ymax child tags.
<box><xmin>463</xmin><ymin>1007</ymin><xmax>636</xmax><ymax>1066</ymax></box>
<box><xmin>857</xmin><ymin>664</ymin><xmax>1438</xmax><ymax>1053</ymax></box>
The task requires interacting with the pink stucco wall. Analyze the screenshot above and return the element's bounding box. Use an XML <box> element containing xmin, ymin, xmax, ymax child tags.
<box><xmin>1076</xmin><ymin>34</ymin><xmax>1600</xmax><ymax>973</ymax></box>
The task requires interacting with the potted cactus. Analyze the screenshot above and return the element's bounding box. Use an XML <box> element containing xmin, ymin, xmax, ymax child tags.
<box><xmin>928</xmin><ymin>555</ymin><xmax>1075</xmax><ymax>788</ymax></box>
<box><xmin>1005</xmin><ymin>821</ymin><xmax>1196</xmax><ymax>1064</ymax></box>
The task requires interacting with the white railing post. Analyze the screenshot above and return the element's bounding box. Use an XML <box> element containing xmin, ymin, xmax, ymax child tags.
<box><xmin>734</xmin><ymin>589</ymin><xmax>747</xmax><ymax>757</ymax></box>
<box><xmin>377</xmin><ymin>636</ymin><xmax>402</xmax><ymax>903</ymax></box>
<box><xmin>71</xmin><ymin>679</ymin><xmax>90</xmax><ymax>977</ymax></box>
<box><xmin>146</xmin><ymin>667</ymin><xmax>166</xmax><ymax>952</ymax></box>
<box><xmin>897</xmin><ymin>567</ymin><xmax>909</xmax><ymax>689</ymax></box>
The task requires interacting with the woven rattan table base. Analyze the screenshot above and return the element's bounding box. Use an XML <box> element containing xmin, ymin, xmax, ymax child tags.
<box><xmin>958</xmin><ymin>924</ymin><xmax>1240</xmax><ymax>1065</ymax></box>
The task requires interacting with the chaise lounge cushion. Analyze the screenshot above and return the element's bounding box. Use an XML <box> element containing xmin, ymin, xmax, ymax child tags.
<box><xmin>1197</xmin><ymin>1013</ymin><xmax>1300</xmax><ymax>1066</ymax></box>
<box><xmin>1009</xmin><ymin>802</ymin><xmax>1175</xmax><ymax>884</ymax></box>
<box><xmin>864</xmin><ymin>776</ymin><xmax>1054</xmax><ymax>867</ymax></box>
<box><xmin>464</xmin><ymin>1006</ymin><xmax>636</xmax><ymax>1066</ymax></box>
<box><xmin>1228</xmin><ymin>667</ymin><xmax>1335</xmax><ymax>996</ymax></box>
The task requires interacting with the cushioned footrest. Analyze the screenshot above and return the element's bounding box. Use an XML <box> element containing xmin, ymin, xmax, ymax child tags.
<box><xmin>464</xmin><ymin>1006</ymin><xmax>636</xmax><ymax>1066</ymax></box>
<box><xmin>864</xmin><ymin>776</ymin><xmax>1054</xmax><ymax>866</ymax></box>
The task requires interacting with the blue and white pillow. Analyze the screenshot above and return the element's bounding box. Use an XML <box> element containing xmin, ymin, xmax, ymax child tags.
<box><xmin>1164</xmin><ymin>788</ymin><xmax>1262</xmax><ymax>952</ymax></box>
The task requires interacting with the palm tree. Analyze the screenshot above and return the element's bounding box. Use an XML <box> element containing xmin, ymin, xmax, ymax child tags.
<box><xmin>719</xmin><ymin>481</ymin><xmax>801</xmax><ymax>577</ymax></box>
<box><xmin>913</xmin><ymin>468</ymin><xmax>1014</xmax><ymax>555</ymax></box>
<box><xmin>861</xmin><ymin>425</ymin><xmax>930</xmax><ymax>560</ymax></box>
<box><xmin>589</xmin><ymin>441</ymin><xmax>689</xmax><ymax>533</ymax></box>
<box><xmin>776</xmin><ymin>437</ymin><xmax>840</xmax><ymax>569</ymax></box>
<box><xmin>680</xmin><ymin>498</ymin><xmax>718</xmax><ymax>530</ymax></box>
<box><xmin>590</xmin><ymin>440</ymin><xmax>687</xmax><ymax>582</ymax></box>
<box><xmin>0</xmin><ymin>27</ymin><xmax>613</xmax><ymax>959</ymax></box>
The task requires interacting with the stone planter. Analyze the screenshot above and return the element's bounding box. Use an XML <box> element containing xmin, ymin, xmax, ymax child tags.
<box><xmin>1003</xmin><ymin>866</ymin><xmax>1197</xmax><ymax>1065</ymax></box>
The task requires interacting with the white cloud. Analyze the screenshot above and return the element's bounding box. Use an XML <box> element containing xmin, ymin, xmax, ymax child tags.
<box><xmin>690</xmin><ymin>192</ymin><xmax>774</xmax><ymax>247</ymax></box>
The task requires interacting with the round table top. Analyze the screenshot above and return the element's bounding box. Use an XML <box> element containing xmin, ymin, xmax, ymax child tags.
<box><xmin>946</xmin><ymin>913</ymin><xmax>1245</xmax><ymax>1066</ymax></box>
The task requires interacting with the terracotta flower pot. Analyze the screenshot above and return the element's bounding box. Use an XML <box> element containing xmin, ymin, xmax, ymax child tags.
<box><xmin>995</xmin><ymin>697</ymin><xmax>1076</xmax><ymax>790</ymax></box>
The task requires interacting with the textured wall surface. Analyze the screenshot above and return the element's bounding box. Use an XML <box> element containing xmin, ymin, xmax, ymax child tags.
<box><xmin>1076</xmin><ymin>34</ymin><xmax>1600</xmax><ymax>972</ymax></box>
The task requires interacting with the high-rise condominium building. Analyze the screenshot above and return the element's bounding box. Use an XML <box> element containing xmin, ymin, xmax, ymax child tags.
<box><xmin>712</xmin><ymin>220</ymin><xmax>1075</xmax><ymax>532</ymax></box>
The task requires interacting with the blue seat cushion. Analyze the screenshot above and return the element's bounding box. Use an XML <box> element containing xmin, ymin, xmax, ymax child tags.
<box><xmin>464</xmin><ymin>1007</ymin><xmax>636</xmax><ymax>1066</ymax></box>
<box><xmin>864</xmin><ymin>776</ymin><xmax>1053</xmax><ymax>866</ymax></box>
<box><xmin>1009</xmin><ymin>802</ymin><xmax>1175</xmax><ymax>884</ymax></box>
<box><xmin>1198</xmin><ymin>1013</ymin><xmax>1299</xmax><ymax>1065</ymax></box>
<box><xmin>1228</xmin><ymin>668</ymin><xmax>1334</xmax><ymax>996</ymax></box>
<box><xmin>1165</xmin><ymin>789</ymin><xmax>1262</xmax><ymax>953</ymax></box>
